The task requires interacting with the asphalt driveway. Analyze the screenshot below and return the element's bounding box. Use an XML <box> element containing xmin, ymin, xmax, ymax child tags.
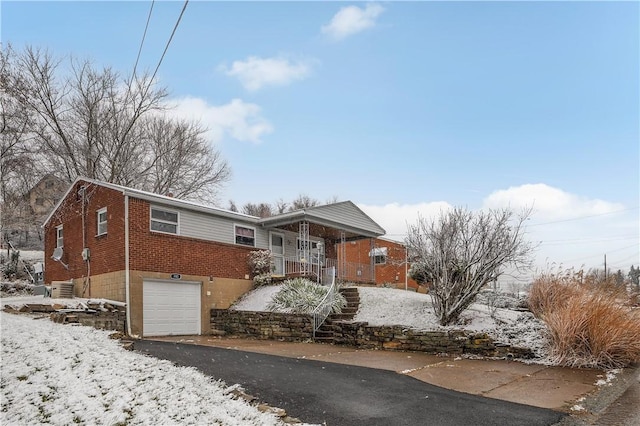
<box><xmin>135</xmin><ymin>340</ymin><xmax>566</xmax><ymax>426</ymax></box>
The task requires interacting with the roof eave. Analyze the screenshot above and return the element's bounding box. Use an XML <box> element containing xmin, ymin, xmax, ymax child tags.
<box><xmin>259</xmin><ymin>211</ymin><xmax>384</xmax><ymax>238</ymax></box>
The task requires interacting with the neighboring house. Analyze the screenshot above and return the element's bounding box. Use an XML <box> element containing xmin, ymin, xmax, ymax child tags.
<box><xmin>338</xmin><ymin>237</ymin><xmax>418</xmax><ymax>290</ymax></box>
<box><xmin>1</xmin><ymin>174</ymin><xmax>66</xmax><ymax>248</ymax></box>
<box><xmin>43</xmin><ymin>178</ymin><xmax>385</xmax><ymax>337</ymax></box>
<box><xmin>28</xmin><ymin>174</ymin><xmax>67</xmax><ymax>221</ymax></box>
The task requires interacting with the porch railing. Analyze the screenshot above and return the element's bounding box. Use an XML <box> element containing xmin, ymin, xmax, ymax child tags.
<box><xmin>281</xmin><ymin>256</ymin><xmax>373</xmax><ymax>283</ymax></box>
<box><xmin>312</xmin><ymin>267</ymin><xmax>337</xmax><ymax>338</ymax></box>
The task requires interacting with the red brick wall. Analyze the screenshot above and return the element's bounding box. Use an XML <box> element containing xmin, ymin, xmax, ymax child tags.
<box><xmin>44</xmin><ymin>181</ymin><xmax>126</xmax><ymax>284</ymax></box>
<box><xmin>46</xmin><ymin>182</ymin><xmax>255</xmax><ymax>285</ymax></box>
<box><xmin>127</xmin><ymin>199</ymin><xmax>252</xmax><ymax>279</ymax></box>
<box><xmin>340</xmin><ymin>238</ymin><xmax>418</xmax><ymax>289</ymax></box>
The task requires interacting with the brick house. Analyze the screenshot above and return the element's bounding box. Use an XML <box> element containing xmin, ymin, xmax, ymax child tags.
<box><xmin>43</xmin><ymin>178</ymin><xmax>385</xmax><ymax>337</ymax></box>
<box><xmin>338</xmin><ymin>237</ymin><xmax>418</xmax><ymax>290</ymax></box>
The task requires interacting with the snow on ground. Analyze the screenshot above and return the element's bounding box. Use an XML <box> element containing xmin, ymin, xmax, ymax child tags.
<box><xmin>232</xmin><ymin>284</ymin><xmax>284</xmax><ymax>311</ymax></box>
<box><xmin>0</xmin><ymin>311</ymin><xmax>286</xmax><ymax>426</ymax></box>
<box><xmin>232</xmin><ymin>285</ymin><xmax>549</xmax><ymax>358</ymax></box>
<box><xmin>11</xmin><ymin>250</ymin><xmax>45</xmax><ymax>262</ymax></box>
<box><xmin>0</xmin><ymin>295</ymin><xmax>125</xmax><ymax>309</ymax></box>
<box><xmin>353</xmin><ymin>288</ymin><xmax>547</xmax><ymax>357</ymax></box>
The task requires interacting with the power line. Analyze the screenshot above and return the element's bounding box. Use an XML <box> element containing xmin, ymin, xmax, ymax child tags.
<box><xmin>555</xmin><ymin>243</ymin><xmax>639</xmax><ymax>264</ymax></box>
<box><xmin>527</xmin><ymin>206</ymin><xmax>639</xmax><ymax>227</ymax></box>
<box><xmin>132</xmin><ymin>0</ymin><xmax>155</xmax><ymax>79</ymax></box>
<box><xmin>149</xmin><ymin>0</ymin><xmax>189</xmax><ymax>85</ymax></box>
<box><xmin>539</xmin><ymin>235</ymin><xmax>639</xmax><ymax>246</ymax></box>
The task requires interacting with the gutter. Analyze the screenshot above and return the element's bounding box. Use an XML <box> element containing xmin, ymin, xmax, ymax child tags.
<box><xmin>124</xmin><ymin>194</ymin><xmax>132</xmax><ymax>337</ymax></box>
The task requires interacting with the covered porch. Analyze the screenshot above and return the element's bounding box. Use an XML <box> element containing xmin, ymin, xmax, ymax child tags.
<box><xmin>257</xmin><ymin>201</ymin><xmax>385</xmax><ymax>284</ymax></box>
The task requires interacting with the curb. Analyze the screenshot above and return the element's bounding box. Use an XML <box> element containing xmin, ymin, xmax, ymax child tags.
<box><xmin>553</xmin><ymin>364</ymin><xmax>640</xmax><ymax>425</ymax></box>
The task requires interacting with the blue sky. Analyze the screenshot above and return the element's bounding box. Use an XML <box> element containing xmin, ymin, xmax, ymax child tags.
<box><xmin>3</xmin><ymin>1</ymin><xmax>639</xmax><ymax>276</ymax></box>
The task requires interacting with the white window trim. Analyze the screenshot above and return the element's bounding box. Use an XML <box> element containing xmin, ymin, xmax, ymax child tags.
<box><xmin>97</xmin><ymin>207</ymin><xmax>108</xmax><ymax>236</ymax></box>
<box><xmin>56</xmin><ymin>225</ymin><xmax>64</xmax><ymax>248</ymax></box>
<box><xmin>150</xmin><ymin>206</ymin><xmax>180</xmax><ymax>235</ymax></box>
<box><xmin>234</xmin><ymin>224</ymin><xmax>256</xmax><ymax>247</ymax></box>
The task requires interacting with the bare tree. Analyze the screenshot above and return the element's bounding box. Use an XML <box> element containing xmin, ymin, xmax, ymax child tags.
<box><xmin>274</xmin><ymin>198</ymin><xmax>288</xmax><ymax>214</ymax></box>
<box><xmin>142</xmin><ymin>117</ymin><xmax>230</xmax><ymax>203</ymax></box>
<box><xmin>2</xmin><ymin>46</ymin><xmax>230</xmax><ymax>203</ymax></box>
<box><xmin>289</xmin><ymin>194</ymin><xmax>319</xmax><ymax>211</ymax></box>
<box><xmin>0</xmin><ymin>46</ymin><xmax>41</xmax><ymax>245</ymax></box>
<box><xmin>406</xmin><ymin>207</ymin><xmax>535</xmax><ymax>325</ymax></box>
<box><xmin>241</xmin><ymin>202</ymin><xmax>273</xmax><ymax>218</ymax></box>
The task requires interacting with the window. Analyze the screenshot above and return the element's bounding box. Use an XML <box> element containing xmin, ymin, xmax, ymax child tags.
<box><xmin>370</xmin><ymin>247</ymin><xmax>387</xmax><ymax>265</ymax></box>
<box><xmin>150</xmin><ymin>207</ymin><xmax>179</xmax><ymax>234</ymax></box>
<box><xmin>234</xmin><ymin>225</ymin><xmax>255</xmax><ymax>246</ymax></box>
<box><xmin>56</xmin><ymin>225</ymin><xmax>64</xmax><ymax>248</ymax></box>
<box><xmin>97</xmin><ymin>208</ymin><xmax>108</xmax><ymax>236</ymax></box>
<box><xmin>298</xmin><ymin>240</ymin><xmax>317</xmax><ymax>251</ymax></box>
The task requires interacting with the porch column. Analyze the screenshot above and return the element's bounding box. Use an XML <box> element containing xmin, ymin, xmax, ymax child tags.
<box><xmin>339</xmin><ymin>231</ymin><xmax>346</xmax><ymax>281</ymax></box>
<box><xmin>299</xmin><ymin>221</ymin><xmax>310</xmax><ymax>275</ymax></box>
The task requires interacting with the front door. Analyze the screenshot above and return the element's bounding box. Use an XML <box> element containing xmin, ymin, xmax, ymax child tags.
<box><xmin>270</xmin><ymin>232</ymin><xmax>285</xmax><ymax>276</ymax></box>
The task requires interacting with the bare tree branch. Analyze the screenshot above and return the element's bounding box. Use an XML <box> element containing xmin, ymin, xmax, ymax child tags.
<box><xmin>406</xmin><ymin>207</ymin><xmax>536</xmax><ymax>325</ymax></box>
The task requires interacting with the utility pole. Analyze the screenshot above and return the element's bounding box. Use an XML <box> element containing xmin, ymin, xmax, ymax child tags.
<box><xmin>604</xmin><ymin>254</ymin><xmax>607</xmax><ymax>280</ymax></box>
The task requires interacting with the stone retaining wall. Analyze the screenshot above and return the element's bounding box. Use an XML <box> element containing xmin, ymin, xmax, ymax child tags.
<box><xmin>210</xmin><ymin>310</ymin><xmax>534</xmax><ymax>358</ymax></box>
<box><xmin>210</xmin><ymin>309</ymin><xmax>314</xmax><ymax>341</ymax></box>
<box><xmin>332</xmin><ymin>321</ymin><xmax>534</xmax><ymax>358</ymax></box>
<box><xmin>50</xmin><ymin>311</ymin><xmax>126</xmax><ymax>333</ymax></box>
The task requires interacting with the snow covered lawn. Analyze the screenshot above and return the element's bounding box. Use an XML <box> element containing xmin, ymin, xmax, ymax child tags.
<box><xmin>233</xmin><ymin>285</ymin><xmax>548</xmax><ymax>358</ymax></box>
<box><xmin>0</xmin><ymin>311</ymin><xmax>284</xmax><ymax>425</ymax></box>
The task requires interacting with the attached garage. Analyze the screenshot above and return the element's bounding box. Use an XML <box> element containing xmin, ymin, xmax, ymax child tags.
<box><xmin>143</xmin><ymin>279</ymin><xmax>201</xmax><ymax>336</ymax></box>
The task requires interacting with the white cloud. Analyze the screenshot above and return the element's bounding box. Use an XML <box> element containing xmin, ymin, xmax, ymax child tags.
<box><xmin>321</xmin><ymin>3</ymin><xmax>385</xmax><ymax>41</ymax></box>
<box><xmin>358</xmin><ymin>185</ymin><xmax>637</xmax><ymax>273</ymax></box>
<box><xmin>482</xmin><ymin>183</ymin><xmax>624</xmax><ymax>221</ymax></box>
<box><xmin>166</xmin><ymin>97</ymin><xmax>273</xmax><ymax>144</ymax></box>
<box><xmin>358</xmin><ymin>201</ymin><xmax>453</xmax><ymax>241</ymax></box>
<box><xmin>220</xmin><ymin>56</ymin><xmax>313</xmax><ymax>91</ymax></box>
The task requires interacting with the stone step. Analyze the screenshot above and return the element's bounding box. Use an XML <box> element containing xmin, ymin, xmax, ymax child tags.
<box><xmin>313</xmin><ymin>336</ymin><xmax>334</xmax><ymax>343</ymax></box>
<box><xmin>330</xmin><ymin>313</ymin><xmax>356</xmax><ymax>320</ymax></box>
<box><xmin>314</xmin><ymin>329</ymin><xmax>333</xmax><ymax>338</ymax></box>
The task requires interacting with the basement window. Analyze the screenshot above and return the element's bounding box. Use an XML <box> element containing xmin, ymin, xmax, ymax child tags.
<box><xmin>234</xmin><ymin>225</ymin><xmax>255</xmax><ymax>247</ymax></box>
<box><xmin>150</xmin><ymin>206</ymin><xmax>179</xmax><ymax>235</ymax></box>
<box><xmin>97</xmin><ymin>208</ymin><xmax>108</xmax><ymax>236</ymax></box>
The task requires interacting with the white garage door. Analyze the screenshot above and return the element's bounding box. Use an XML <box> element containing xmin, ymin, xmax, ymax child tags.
<box><xmin>143</xmin><ymin>280</ymin><xmax>201</xmax><ymax>337</ymax></box>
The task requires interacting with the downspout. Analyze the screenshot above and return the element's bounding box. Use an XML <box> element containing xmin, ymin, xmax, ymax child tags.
<box><xmin>124</xmin><ymin>194</ymin><xmax>132</xmax><ymax>337</ymax></box>
<box><xmin>405</xmin><ymin>246</ymin><xmax>408</xmax><ymax>291</ymax></box>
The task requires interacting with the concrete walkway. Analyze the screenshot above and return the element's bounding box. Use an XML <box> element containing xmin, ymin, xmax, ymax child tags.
<box><xmin>151</xmin><ymin>336</ymin><xmax>608</xmax><ymax>413</ymax></box>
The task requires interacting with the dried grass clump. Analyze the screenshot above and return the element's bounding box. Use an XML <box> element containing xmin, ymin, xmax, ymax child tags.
<box><xmin>529</xmin><ymin>269</ymin><xmax>640</xmax><ymax>368</ymax></box>
<box><xmin>544</xmin><ymin>291</ymin><xmax>640</xmax><ymax>368</ymax></box>
<box><xmin>527</xmin><ymin>270</ymin><xmax>581</xmax><ymax>318</ymax></box>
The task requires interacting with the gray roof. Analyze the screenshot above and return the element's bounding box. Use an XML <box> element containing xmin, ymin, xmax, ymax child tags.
<box><xmin>44</xmin><ymin>179</ymin><xmax>385</xmax><ymax>238</ymax></box>
<box><xmin>258</xmin><ymin>201</ymin><xmax>385</xmax><ymax>238</ymax></box>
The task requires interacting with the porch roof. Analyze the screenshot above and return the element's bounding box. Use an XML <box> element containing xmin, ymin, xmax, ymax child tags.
<box><xmin>258</xmin><ymin>201</ymin><xmax>385</xmax><ymax>240</ymax></box>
